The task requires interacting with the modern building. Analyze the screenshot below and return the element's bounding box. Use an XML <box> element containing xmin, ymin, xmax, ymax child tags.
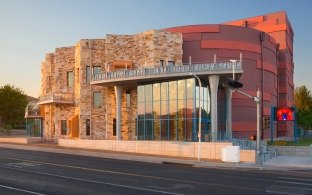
<box><xmin>35</xmin><ymin>11</ymin><xmax>294</xmax><ymax>142</ymax></box>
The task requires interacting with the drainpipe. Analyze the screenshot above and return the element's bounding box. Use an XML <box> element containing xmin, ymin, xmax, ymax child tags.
<box><xmin>89</xmin><ymin>39</ymin><xmax>92</xmax><ymax>140</ymax></box>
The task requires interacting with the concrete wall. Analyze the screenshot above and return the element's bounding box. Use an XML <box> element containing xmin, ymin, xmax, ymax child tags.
<box><xmin>272</xmin><ymin>145</ymin><xmax>312</xmax><ymax>157</ymax></box>
<box><xmin>0</xmin><ymin>137</ymin><xmax>42</xmax><ymax>144</ymax></box>
<box><xmin>58</xmin><ymin>139</ymin><xmax>255</xmax><ymax>163</ymax></box>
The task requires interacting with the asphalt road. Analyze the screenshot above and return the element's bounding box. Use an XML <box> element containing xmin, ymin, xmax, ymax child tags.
<box><xmin>0</xmin><ymin>148</ymin><xmax>311</xmax><ymax>195</ymax></box>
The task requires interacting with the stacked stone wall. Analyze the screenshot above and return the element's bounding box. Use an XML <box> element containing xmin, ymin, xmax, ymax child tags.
<box><xmin>106</xmin><ymin>30</ymin><xmax>183</xmax><ymax>68</ymax></box>
<box><xmin>40</xmin><ymin>29</ymin><xmax>183</xmax><ymax>140</ymax></box>
<box><xmin>40</xmin><ymin>53</ymin><xmax>54</xmax><ymax>96</ymax></box>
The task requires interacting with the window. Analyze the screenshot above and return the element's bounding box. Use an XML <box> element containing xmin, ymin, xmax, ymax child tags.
<box><xmin>61</xmin><ymin>120</ymin><xmax>67</xmax><ymax>135</ymax></box>
<box><xmin>86</xmin><ymin>119</ymin><xmax>90</xmax><ymax>136</ymax></box>
<box><xmin>126</xmin><ymin>90</ymin><xmax>131</xmax><ymax>109</ymax></box>
<box><xmin>86</xmin><ymin>66</ymin><xmax>91</xmax><ymax>83</ymax></box>
<box><xmin>137</xmin><ymin>78</ymin><xmax>211</xmax><ymax>142</ymax></box>
<box><xmin>113</xmin><ymin>118</ymin><xmax>116</xmax><ymax>136</ymax></box>
<box><xmin>93</xmin><ymin>92</ymin><xmax>102</xmax><ymax>108</ymax></box>
<box><xmin>67</xmin><ymin>71</ymin><xmax>74</xmax><ymax>87</ymax></box>
<box><xmin>93</xmin><ymin>66</ymin><xmax>102</xmax><ymax>75</ymax></box>
<box><xmin>160</xmin><ymin>60</ymin><xmax>164</xmax><ymax>67</ymax></box>
<box><xmin>168</xmin><ymin>61</ymin><xmax>175</xmax><ymax>67</ymax></box>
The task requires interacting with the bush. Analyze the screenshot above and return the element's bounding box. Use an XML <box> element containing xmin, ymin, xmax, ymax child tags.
<box><xmin>268</xmin><ymin>138</ymin><xmax>312</xmax><ymax>146</ymax></box>
<box><xmin>4</xmin><ymin>124</ymin><xmax>12</xmax><ymax>135</ymax></box>
<box><xmin>13</xmin><ymin>125</ymin><xmax>26</xmax><ymax>129</ymax></box>
<box><xmin>269</xmin><ymin>140</ymin><xmax>288</xmax><ymax>146</ymax></box>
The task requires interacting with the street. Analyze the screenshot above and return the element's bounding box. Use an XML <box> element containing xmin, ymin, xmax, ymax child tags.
<box><xmin>0</xmin><ymin>148</ymin><xmax>311</xmax><ymax>195</ymax></box>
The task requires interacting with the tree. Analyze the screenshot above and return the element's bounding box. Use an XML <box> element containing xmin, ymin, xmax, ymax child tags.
<box><xmin>0</xmin><ymin>85</ymin><xmax>28</xmax><ymax>127</ymax></box>
<box><xmin>295</xmin><ymin>86</ymin><xmax>312</xmax><ymax>111</ymax></box>
<box><xmin>294</xmin><ymin>85</ymin><xmax>312</xmax><ymax>131</ymax></box>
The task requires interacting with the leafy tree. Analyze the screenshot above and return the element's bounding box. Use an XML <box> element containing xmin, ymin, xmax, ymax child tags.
<box><xmin>295</xmin><ymin>86</ymin><xmax>312</xmax><ymax>110</ymax></box>
<box><xmin>0</xmin><ymin>85</ymin><xmax>28</xmax><ymax>128</ymax></box>
<box><xmin>294</xmin><ymin>85</ymin><xmax>312</xmax><ymax>131</ymax></box>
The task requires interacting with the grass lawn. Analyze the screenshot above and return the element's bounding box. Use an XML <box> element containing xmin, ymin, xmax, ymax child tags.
<box><xmin>268</xmin><ymin>137</ymin><xmax>312</xmax><ymax>146</ymax></box>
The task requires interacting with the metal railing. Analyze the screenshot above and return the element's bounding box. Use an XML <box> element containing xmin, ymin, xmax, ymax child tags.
<box><xmin>261</xmin><ymin>143</ymin><xmax>277</xmax><ymax>162</ymax></box>
<box><xmin>232</xmin><ymin>138</ymin><xmax>256</xmax><ymax>150</ymax></box>
<box><xmin>25</xmin><ymin>103</ymin><xmax>40</xmax><ymax>117</ymax></box>
<box><xmin>38</xmin><ymin>93</ymin><xmax>74</xmax><ymax>104</ymax></box>
<box><xmin>93</xmin><ymin>61</ymin><xmax>242</xmax><ymax>82</ymax></box>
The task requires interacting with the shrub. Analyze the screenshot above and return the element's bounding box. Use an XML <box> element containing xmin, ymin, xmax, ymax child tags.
<box><xmin>274</xmin><ymin>141</ymin><xmax>288</xmax><ymax>146</ymax></box>
<box><xmin>4</xmin><ymin>124</ymin><xmax>12</xmax><ymax>135</ymax></box>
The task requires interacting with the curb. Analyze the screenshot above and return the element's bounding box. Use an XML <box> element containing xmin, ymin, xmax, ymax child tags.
<box><xmin>1</xmin><ymin>142</ymin><xmax>311</xmax><ymax>171</ymax></box>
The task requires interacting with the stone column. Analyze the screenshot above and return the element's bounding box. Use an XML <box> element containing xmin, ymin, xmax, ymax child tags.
<box><xmin>209</xmin><ymin>75</ymin><xmax>219</xmax><ymax>142</ymax></box>
<box><xmin>114</xmin><ymin>86</ymin><xmax>122</xmax><ymax>140</ymax></box>
<box><xmin>225</xmin><ymin>87</ymin><xmax>232</xmax><ymax>140</ymax></box>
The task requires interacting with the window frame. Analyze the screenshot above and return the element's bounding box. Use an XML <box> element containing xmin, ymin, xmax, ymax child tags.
<box><xmin>86</xmin><ymin>66</ymin><xmax>91</xmax><ymax>83</ymax></box>
<box><xmin>67</xmin><ymin>71</ymin><xmax>74</xmax><ymax>87</ymax></box>
<box><xmin>93</xmin><ymin>91</ymin><xmax>102</xmax><ymax>108</ymax></box>
<box><xmin>61</xmin><ymin>120</ymin><xmax>67</xmax><ymax>135</ymax></box>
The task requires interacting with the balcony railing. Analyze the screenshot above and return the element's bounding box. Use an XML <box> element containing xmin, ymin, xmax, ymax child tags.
<box><xmin>25</xmin><ymin>103</ymin><xmax>42</xmax><ymax>118</ymax></box>
<box><xmin>38</xmin><ymin>93</ymin><xmax>75</xmax><ymax>105</ymax></box>
<box><xmin>93</xmin><ymin>61</ymin><xmax>242</xmax><ymax>82</ymax></box>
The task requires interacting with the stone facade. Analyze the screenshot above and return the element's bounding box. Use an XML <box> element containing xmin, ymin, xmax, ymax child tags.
<box><xmin>39</xmin><ymin>30</ymin><xmax>183</xmax><ymax>141</ymax></box>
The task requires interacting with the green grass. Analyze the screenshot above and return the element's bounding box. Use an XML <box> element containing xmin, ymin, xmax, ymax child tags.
<box><xmin>268</xmin><ymin>137</ymin><xmax>312</xmax><ymax>146</ymax></box>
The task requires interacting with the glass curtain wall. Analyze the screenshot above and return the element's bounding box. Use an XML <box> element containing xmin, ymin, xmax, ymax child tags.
<box><xmin>137</xmin><ymin>78</ymin><xmax>211</xmax><ymax>141</ymax></box>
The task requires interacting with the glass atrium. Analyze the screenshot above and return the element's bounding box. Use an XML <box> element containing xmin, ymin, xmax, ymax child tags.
<box><xmin>137</xmin><ymin>78</ymin><xmax>211</xmax><ymax>141</ymax></box>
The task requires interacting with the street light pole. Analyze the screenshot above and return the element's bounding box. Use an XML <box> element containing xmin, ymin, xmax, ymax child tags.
<box><xmin>224</xmin><ymin>76</ymin><xmax>262</xmax><ymax>164</ymax></box>
<box><xmin>190</xmin><ymin>73</ymin><xmax>202</xmax><ymax>161</ymax></box>
<box><xmin>231</xmin><ymin>88</ymin><xmax>261</xmax><ymax>164</ymax></box>
<box><xmin>256</xmin><ymin>88</ymin><xmax>261</xmax><ymax>164</ymax></box>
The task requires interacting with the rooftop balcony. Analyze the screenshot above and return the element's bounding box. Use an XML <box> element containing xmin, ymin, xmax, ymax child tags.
<box><xmin>91</xmin><ymin>61</ymin><xmax>243</xmax><ymax>87</ymax></box>
<box><xmin>38</xmin><ymin>93</ymin><xmax>75</xmax><ymax>105</ymax></box>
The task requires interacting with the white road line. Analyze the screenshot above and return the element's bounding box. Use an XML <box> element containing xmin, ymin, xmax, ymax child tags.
<box><xmin>0</xmin><ymin>184</ymin><xmax>45</xmax><ymax>195</ymax></box>
<box><xmin>266</xmin><ymin>184</ymin><xmax>312</xmax><ymax>194</ymax></box>
<box><xmin>275</xmin><ymin>180</ymin><xmax>312</xmax><ymax>187</ymax></box>
<box><xmin>0</xmin><ymin>165</ymin><xmax>182</xmax><ymax>195</ymax></box>
<box><xmin>277</xmin><ymin>176</ymin><xmax>312</xmax><ymax>182</ymax></box>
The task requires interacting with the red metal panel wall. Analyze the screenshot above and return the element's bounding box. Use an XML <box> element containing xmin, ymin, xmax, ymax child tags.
<box><xmin>225</xmin><ymin>11</ymin><xmax>294</xmax><ymax>136</ymax></box>
<box><xmin>165</xmin><ymin>23</ymin><xmax>281</xmax><ymax>139</ymax></box>
<box><xmin>165</xmin><ymin>11</ymin><xmax>294</xmax><ymax>138</ymax></box>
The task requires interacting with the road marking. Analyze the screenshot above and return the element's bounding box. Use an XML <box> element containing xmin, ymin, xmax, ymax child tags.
<box><xmin>0</xmin><ymin>156</ymin><xmax>261</xmax><ymax>192</ymax></box>
<box><xmin>0</xmin><ymin>165</ymin><xmax>180</xmax><ymax>195</ymax></box>
<box><xmin>277</xmin><ymin>176</ymin><xmax>312</xmax><ymax>182</ymax></box>
<box><xmin>148</xmin><ymin>184</ymin><xmax>195</xmax><ymax>190</ymax></box>
<box><xmin>0</xmin><ymin>184</ymin><xmax>45</xmax><ymax>195</ymax></box>
<box><xmin>275</xmin><ymin>180</ymin><xmax>312</xmax><ymax>187</ymax></box>
<box><xmin>265</xmin><ymin>185</ymin><xmax>306</xmax><ymax>195</ymax></box>
<box><xmin>6</xmin><ymin>162</ymin><xmax>41</xmax><ymax>168</ymax></box>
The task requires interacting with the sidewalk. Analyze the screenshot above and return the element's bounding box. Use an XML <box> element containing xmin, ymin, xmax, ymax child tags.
<box><xmin>263</xmin><ymin>156</ymin><xmax>312</xmax><ymax>170</ymax></box>
<box><xmin>0</xmin><ymin>142</ymin><xmax>311</xmax><ymax>171</ymax></box>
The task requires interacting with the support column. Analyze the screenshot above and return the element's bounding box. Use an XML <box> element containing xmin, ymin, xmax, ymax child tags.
<box><xmin>225</xmin><ymin>87</ymin><xmax>232</xmax><ymax>140</ymax></box>
<box><xmin>114</xmin><ymin>86</ymin><xmax>122</xmax><ymax>140</ymax></box>
<box><xmin>209</xmin><ymin>75</ymin><xmax>219</xmax><ymax>141</ymax></box>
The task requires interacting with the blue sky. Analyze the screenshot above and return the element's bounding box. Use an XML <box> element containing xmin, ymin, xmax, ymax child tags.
<box><xmin>0</xmin><ymin>0</ymin><xmax>311</xmax><ymax>96</ymax></box>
